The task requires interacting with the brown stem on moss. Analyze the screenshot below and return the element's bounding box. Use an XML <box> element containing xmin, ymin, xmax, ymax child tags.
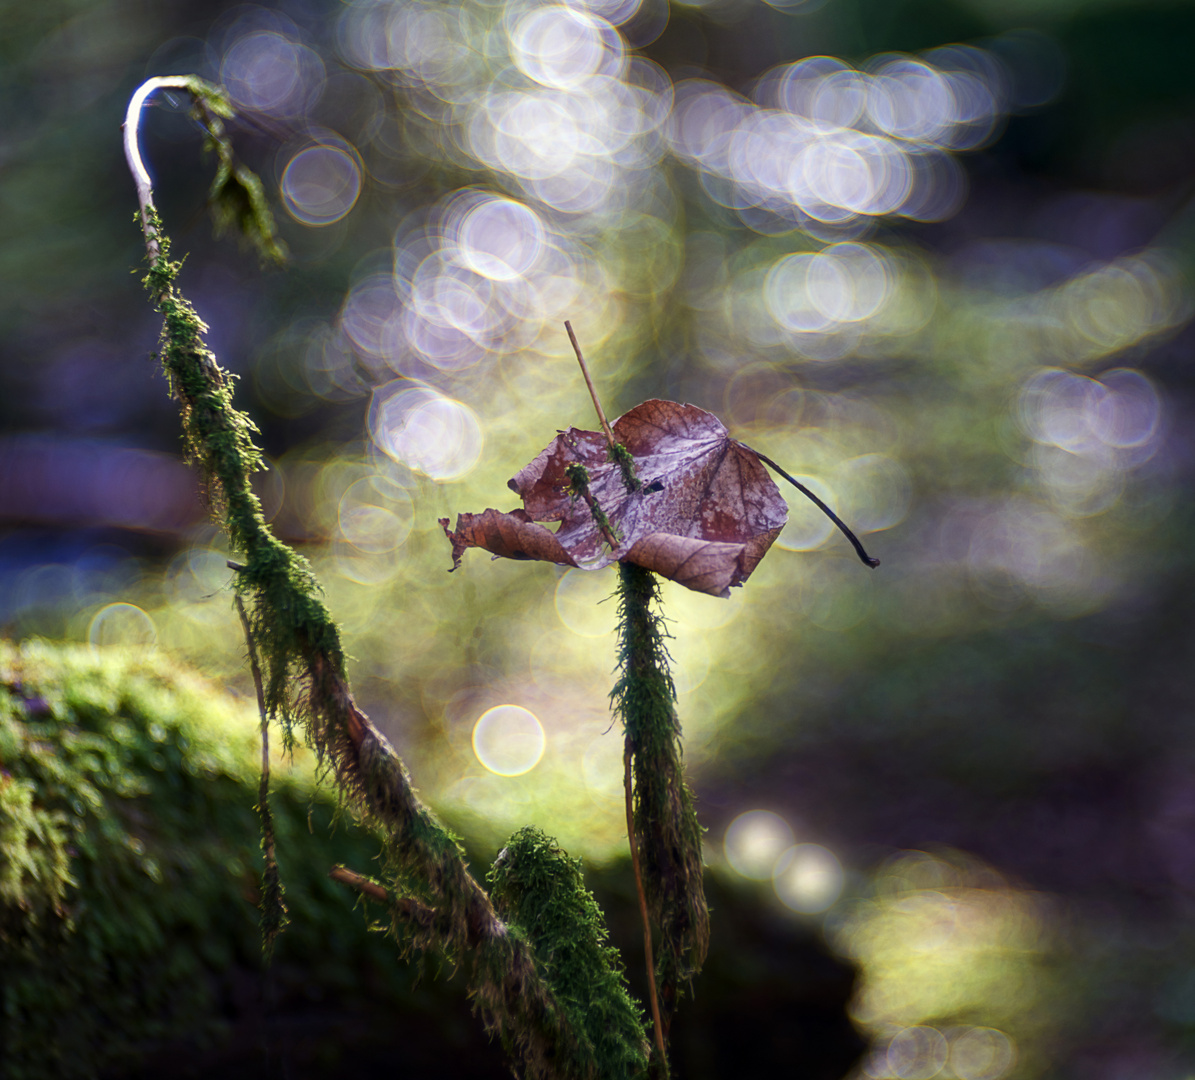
<box><xmin>574</xmin><ymin>480</ymin><xmax>620</xmax><ymax>549</ymax></box>
<box><xmin>626</xmin><ymin>744</ymin><xmax>666</xmax><ymax>1067</ymax></box>
<box><xmin>330</xmin><ymin>866</ymin><xmax>438</xmax><ymax>931</ymax></box>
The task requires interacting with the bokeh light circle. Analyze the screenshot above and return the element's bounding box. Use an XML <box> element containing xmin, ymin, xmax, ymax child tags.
<box><xmin>724</xmin><ymin>810</ymin><xmax>794</xmax><ymax>879</ymax></box>
<box><xmin>838</xmin><ymin>454</ymin><xmax>912</xmax><ymax>533</ymax></box>
<box><xmin>555</xmin><ymin>568</ymin><xmax>617</xmax><ymax>637</ymax></box>
<box><xmin>581</xmin><ymin>733</ymin><xmax>623</xmax><ymax>802</ymax></box>
<box><xmin>88</xmin><ymin>603</ymin><xmax>157</xmax><ymax>649</ymax></box>
<box><xmin>472</xmin><ymin>705</ymin><xmax>546</xmax><ymax>776</ymax></box>
<box><xmin>886</xmin><ymin>1026</ymin><xmax>949</xmax><ymax>1080</ymax></box>
<box><xmin>368</xmin><ymin>381</ymin><xmax>483</xmax><ymax>480</ymax></box>
<box><xmin>221</xmin><ymin>31</ymin><xmax>324</xmax><ymax>116</ymax></box>
<box><xmin>455</xmin><ymin>195</ymin><xmax>546</xmax><ymax>282</ymax></box>
<box><xmin>338</xmin><ymin>476</ymin><xmax>414</xmax><ymax>553</ymax></box>
<box><xmin>950</xmin><ymin>1028</ymin><xmax>1016</xmax><ymax>1080</ymax></box>
<box><xmin>282</xmin><ymin>144</ymin><xmax>362</xmax><ymax>225</ymax></box>
<box><xmin>1024</xmin><ymin>366</ymin><xmax>1162</xmax><ymax>453</ymax></box>
<box><xmin>510</xmin><ymin>6</ymin><xmax>623</xmax><ymax>91</ymax></box>
<box><xmin>772</xmin><ymin>843</ymin><xmax>844</xmax><ymax>913</ymax></box>
<box><xmin>1096</xmin><ymin>368</ymin><xmax>1162</xmax><ymax>449</ymax></box>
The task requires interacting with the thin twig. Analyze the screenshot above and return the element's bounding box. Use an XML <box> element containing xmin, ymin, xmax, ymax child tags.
<box><xmin>565</xmin><ymin>462</ymin><xmax>620</xmax><ymax>550</ymax></box>
<box><xmin>124</xmin><ymin>75</ymin><xmax>194</xmax><ymax>264</ymax></box>
<box><xmin>235</xmin><ymin>594</ymin><xmax>286</xmax><ymax>954</ymax></box>
<box><xmin>626</xmin><ymin>744</ymin><xmax>666</xmax><ymax>1068</ymax></box>
<box><xmin>330</xmin><ymin>866</ymin><xmax>437</xmax><ymax>923</ymax></box>
<box><xmin>743</xmin><ymin>445</ymin><xmax>881</xmax><ymax>569</ymax></box>
<box><xmin>234</xmin><ymin>595</ymin><xmax>270</xmax><ymax>778</ymax></box>
<box><xmin>330</xmin><ymin>865</ymin><xmax>389</xmax><ymax>902</ymax></box>
<box><xmin>565</xmin><ymin>321</ymin><xmax>616</xmax><ymax>448</ymax></box>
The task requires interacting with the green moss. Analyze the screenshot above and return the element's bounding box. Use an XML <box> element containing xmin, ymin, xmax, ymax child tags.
<box><xmin>565</xmin><ymin>462</ymin><xmax>620</xmax><ymax>545</ymax></box>
<box><xmin>489</xmin><ymin>827</ymin><xmax>649</xmax><ymax>1079</ymax></box>
<box><xmin>180</xmin><ymin>76</ymin><xmax>285</xmax><ymax>266</ymax></box>
<box><xmin>611</xmin><ymin>564</ymin><xmax>709</xmax><ymax>1033</ymax></box>
<box><xmin>0</xmin><ymin>640</ymin><xmax>389</xmax><ymax>1080</ymax></box>
<box><xmin>607</xmin><ymin>442</ymin><xmax>640</xmax><ymax>493</ymax></box>
<box><xmin>143</xmin><ymin>217</ymin><xmax>341</xmax><ymax>748</ymax></box>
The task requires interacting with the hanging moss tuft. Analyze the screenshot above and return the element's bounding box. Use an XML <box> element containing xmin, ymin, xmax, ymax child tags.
<box><xmin>611</xmin><ymin>563</ymin><xmax>709</xmax><ymax>1033</ymax></box>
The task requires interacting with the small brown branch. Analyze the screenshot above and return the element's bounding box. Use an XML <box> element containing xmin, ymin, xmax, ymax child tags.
<box><xmin>233</xmin><ymin>599</ymin><xmax>266</xmax><ymax>735</ymax></box>
<box><xmin>578</xmin><ymin>488</ymin><xmax>620</xmax><ymax>550</ymax></box>
<box><xmin>329</xmin><ymin>866</ymin><xmax>437</xmax><ymax>927</ymax></box>
<box><xmin>565</xmin><ymin>321</ymin><xmax>616</xmax><ymax>448</ymax></box>
<box><xmin>626</xmin><ymin>743</ymin><xmax>666</xmax><ymax>1068</ymax></box>
<box><xmin>330</xmin><ymin>865</ymin><xmax>389</xmax><ymax>902</ymax></box>
<box><xmin>234</xmin><ymin>595</ymin><xmax>270</xmax><ymax>780</ymax></box>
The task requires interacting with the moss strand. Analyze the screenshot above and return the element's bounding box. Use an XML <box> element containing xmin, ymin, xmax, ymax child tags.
<box><xmin>138</xmin><ymin>211</ymin><xmax>603</xmax><ymax>1080</ymax></box>
<box><xmin>611</xmin><ymin>563</ymin><xmax>709</xmax><ymax>1050</ymax></box>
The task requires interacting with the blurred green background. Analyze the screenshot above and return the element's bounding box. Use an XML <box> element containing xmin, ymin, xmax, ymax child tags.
<box><xmin>2</xmin><ymin>0</ymin><xmax>1195</xmax><ymax>1076</ymax></box>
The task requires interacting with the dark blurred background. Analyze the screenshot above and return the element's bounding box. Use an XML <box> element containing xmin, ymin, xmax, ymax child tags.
<box><xmin>3</xmin><ymin>0</ymin><xmax>1195</xmax><ymax>1076</ymax></box>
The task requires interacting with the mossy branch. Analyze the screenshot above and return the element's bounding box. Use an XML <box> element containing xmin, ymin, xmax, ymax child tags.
<box><xmin>612</xmin><ymin>563</ymin><xmax>709</xmax><ymax>1060</ymax></box>
<box><xmin>125</xmin><ymin>77</ymin><xmax>638</xmax><ymax>1080</ymax></box>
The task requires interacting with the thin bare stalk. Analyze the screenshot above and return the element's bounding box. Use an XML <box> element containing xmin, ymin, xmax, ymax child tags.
<box><xmin>565</xmin><ymin>320</ymin><xmax>616</xmax><ymax>447</ymax></box>
<box><xmin>625</xmin><ymin>744</ymin><xmax>666</xmax><ymax>1066</ymax></box>
<box><xmin>235</xmin><ymin>594</ymin><xmax>287</xmax><ymax>954</ymax></box>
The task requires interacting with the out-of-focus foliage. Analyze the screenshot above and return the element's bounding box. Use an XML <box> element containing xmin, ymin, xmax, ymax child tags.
<box><xmin>829</xmin><ymin>850</ymin><xmax>1069</xmax><ymax>1080</ymax></box>
<box><xmin>2</xmin><ymin>0</ymin><xmax>1195</xmax><ymax>1076</ymax></box>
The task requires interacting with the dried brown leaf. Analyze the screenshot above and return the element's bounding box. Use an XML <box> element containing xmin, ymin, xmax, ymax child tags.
<box><xmin>442</xmin><ymin>400</ymin><xmax>788</xmax><ymax>597</ymax></box>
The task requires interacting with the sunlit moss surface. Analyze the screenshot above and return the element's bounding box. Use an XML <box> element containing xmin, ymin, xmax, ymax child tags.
<box><xmin>0</xmin><ymin>639</ymin><xmax>395</xmax><ymax>1080</ymax></box>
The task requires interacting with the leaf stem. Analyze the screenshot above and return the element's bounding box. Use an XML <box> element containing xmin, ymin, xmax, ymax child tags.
<box><xmin>744</xmin><ymin>445</ymin><xmax>881</xmax><ymax>568</ymax></box>
<box><xmin>565</xmin><ymin>320</ymin><xmax>616</xmax><ymax>448</ymax></box>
